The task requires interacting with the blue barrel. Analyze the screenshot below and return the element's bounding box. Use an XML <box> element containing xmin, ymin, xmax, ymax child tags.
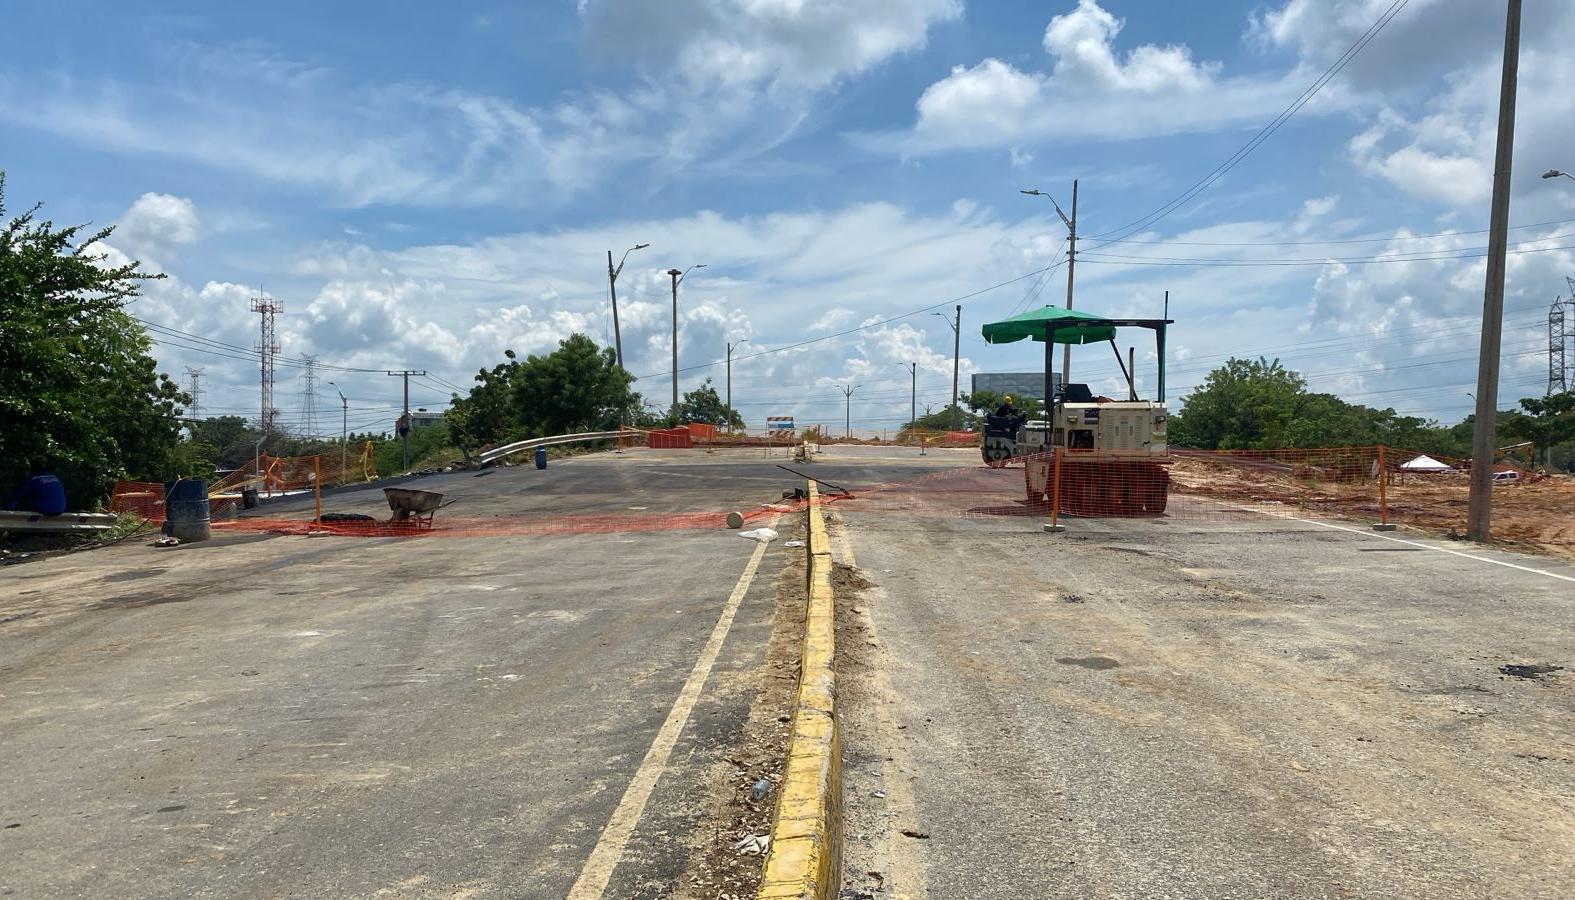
<box><xmin>22</xmin><ymin>475</ymin><xmax>67</xmax><ymax>516</ymax></box>
<box><xmin>534</xmin><ymin>447</ymin><xmax>548</xmax><ymax>469</ymax></box>
<box><xmin>163</xmin><ymin>478</ymin><xmax>211</xmax><ymax>542</ymax></box>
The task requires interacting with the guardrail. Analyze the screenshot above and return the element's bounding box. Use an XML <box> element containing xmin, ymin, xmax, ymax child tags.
<box><xmin>476</xmin><ymin>430</ymin><xmax>627</xmax><ymax>464</ymax></box>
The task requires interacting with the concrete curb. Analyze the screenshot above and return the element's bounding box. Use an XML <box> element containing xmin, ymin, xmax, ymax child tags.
<box><xmin>756</xmin><ymin>482</ymin><xmax>842</xmax><ymax>900</ymax></box>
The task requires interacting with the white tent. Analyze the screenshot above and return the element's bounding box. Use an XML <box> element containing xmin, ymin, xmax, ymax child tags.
<box><xmin>1401</xmin><ymin>454</ymin><xmax>1452</xmax><ymax>472</ymax></box>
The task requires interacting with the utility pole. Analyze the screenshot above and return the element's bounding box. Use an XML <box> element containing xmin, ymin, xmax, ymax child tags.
<box><xmin>841</xmin><ymin>384</ymin><xmax>858</xmax><ymax>438</ymax></box>
<box><xmin>666</xmin><ymin>264</ymin><xmax>706</xmax><ymax>418</ymax></box>
<box><xmin>899</xmin><ymin>362</ymin><xmax>917</xmax><ymax>442</ymax></box>
<box><xmin>1021</xmin><ymin>181</ymin><xmax>1077</xmax><ymax>387</ymax></box>
<box><xmin>1064</xmin><ymin>179</ymin><xmax>1078</xmax><ymax>386</ymax></box>
<box><xmin>668</xmin><ymin>269</ymin><xmax>682</xmax><ymax>416</ymax></box>
<box><xmin>328</xmin><ymin>382</ymin><xmax>348</xmax><ymax>475</ymax></box>
<box><xmin>606</xmin><ymin>243</ymin><xmax>648</xmax><ymax>369</ymax></box>
<box><xmin>932</xmin><ymin>306</ymin><xmax>961</xmax><ymax>430</ymax></box>
<box><xmin>727</xmin><ymin>339</ymin><xmax>748</xmax><ymax>435</ymax></box>
<box><xmin>387</xmin><ymin>370</ymin><xmax>426</xmax><ymax>471</ymax></box>
<box><xmin>1467</xmin><ymin>0</ymin><xmax>1521</xmax><ymax>543</ymax></box>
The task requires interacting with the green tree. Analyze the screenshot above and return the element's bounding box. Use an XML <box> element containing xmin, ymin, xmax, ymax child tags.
<box><xmin>674</xmin><ymin>379</ymin><xmax>743</xmax><ymax>427</ymax></box>
<box><xmin>1169</xmin><ymin>356</ymin><xmax>1456</xmax><ymax>452</ymax></box>
<box><xmin>0</xmin><ymin>175</ymin><xmax>189</xmax><ymax>503</ymax></box>
<box><xmin>447</xmin><ymin>334</ymin><xmax>639</xmax><ymax>450</ymax></box>
<box><xmin>189</xmin><ymin>415</ymin><xmax>263</xmax><ymax>469</ymax></box>
<box><xmin>1502</xmin><ymin>391</ymin><xmax>1575</xmax><ymax>470</ymax></box>
<box><xmin>512</xmin><ymin>334</ymin><xmax>637</xmax><ymax>436</ymax></box>
<box><xmin>902</xmin><ymin>404</ymin><xmax>975</xmax><ymax>433</ymax></box>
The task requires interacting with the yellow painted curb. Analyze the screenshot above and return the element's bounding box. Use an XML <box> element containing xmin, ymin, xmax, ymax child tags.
<box><xmin>757</xmin><ymin>482</ymin><xmax>842</xmax><ymax>900</ymax></box>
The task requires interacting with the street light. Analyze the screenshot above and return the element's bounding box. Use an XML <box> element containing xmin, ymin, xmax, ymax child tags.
<box><xmin>1542</xmin><ymin>169</ymin><xmax>1575</xmax><ymax>182</ymax></box>
<box><xmin>726</xmin><ymin>338</ymin><xmax>748</xmax><ymax>435</ymax></box>
<box><xmin>840</xmin><ymin>384</ymin><xmax>860</xmax><ymax>439</ymax></box>
<box><xmin>898</xmin><ymin>362</ymin><xmax>917</xmax><ymax>445</ymax></box>
<box><xmin>932</xmin><ymin>305</ymin><xmax>961</xmax><ymax>430</ymax></box>
<box><xmin>326</xmin><ymin>381</ymin><xmax>348</xmax><ymax>476</ymax></box>
<box><xmin>1022</xmin><ymin>182</ymin><xmax>1079</xmax><ymax>383</ymax></box>
<box><xmin>606</xmin><ymin>243</ymin><xmax>649</xmax><ymax>369</ymax></box>
<box><xmin>667</xmin><ymin>264</ymin><xmax>706</xmax><ymax>416</ymax></box>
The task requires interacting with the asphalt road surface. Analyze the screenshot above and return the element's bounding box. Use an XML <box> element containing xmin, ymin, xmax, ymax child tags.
<box><xmin>832</xmin><ymin>488</ymin><xmax>1575</xmax><ymax>899</ymax></box>
<box><xmin>0</xmin><ymin>447</ymin><xmax>946</xmax><ymax>899</ymax></box>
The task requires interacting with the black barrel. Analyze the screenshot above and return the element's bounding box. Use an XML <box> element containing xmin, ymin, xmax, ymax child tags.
<box><xmin>163</xmin><ymin>478</ymin><xmax>211</xmax><ymax>542</ymax></box>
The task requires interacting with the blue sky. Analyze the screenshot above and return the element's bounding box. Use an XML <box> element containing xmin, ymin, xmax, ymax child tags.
<box><xmin>5</xmin><ymin>0</ymin><xmax>1574</xmax><ymax>435</ymax></box>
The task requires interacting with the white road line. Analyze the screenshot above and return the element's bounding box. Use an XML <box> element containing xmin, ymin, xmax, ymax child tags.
<box><xmin>1215</xmin><ymin>501</ymin><xmax>1575</xmax><ymax>585</ymax></box>
<box><xmin>566</xmin><ymin>521</ymin><xmax>777</xmax><ymax>899</ymax></box>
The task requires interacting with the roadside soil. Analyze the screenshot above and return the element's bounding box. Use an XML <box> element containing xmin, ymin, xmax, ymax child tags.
<box><xmin>676</xmin><ymin>519</ymin><xmax>807</xmax><ymax>899</ymax></box>
<box><xmin>1171</xmin><ymin>458</ymin><xmax>1575</xmax><ymax>560</ymax></box>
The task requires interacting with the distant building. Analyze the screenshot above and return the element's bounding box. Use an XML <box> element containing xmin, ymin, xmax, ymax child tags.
<box><xmin>970</xmin><ymin>372</ymin><xmax>1060</xmax><ymax>402</ymax></box>
<box><xmin>409</xmin><ymin>409</ymin><xmax>445</xmax><ymax>429</ymax></box>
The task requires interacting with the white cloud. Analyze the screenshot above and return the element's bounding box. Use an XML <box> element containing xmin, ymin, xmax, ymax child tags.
<box><xmin>890</xmin><ymin>0</ymin><xmax>1308</xmax><ymax>151</ymax></box>
<box><xmin>578</xmin><ymin>0</ymin><xmax>961</xmax><ymax>91</ymax></box>
<box><xmin>1250</xmin><ymin>0</ymin><xmax>1505</xmax><ymax>91</ymax></box>
<box><xmin>2</xmin><ymin>3</ymin><xmax>962</xmax><ymax>210</ymax></box>
<box><xmin>1301</xmin><ymin>195</ymin><xmax>1338</xmax><ymax>218</ymax></box>
<box><xmin>1251</xmin><ymin>0</ymin><xmax>1575</xmax><ymax>213</ymax></box>
<box><xmin>1042</xmin><ymin>0</ymin><xmax>1215</xmax><ymax>92</ymax></box>
<box><xmin>114</xmin><ymin>193</ymin><xmax>200</xmax><ymax>262</ymax></box>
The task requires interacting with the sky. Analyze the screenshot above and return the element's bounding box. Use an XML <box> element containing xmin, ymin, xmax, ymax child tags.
<box><xmin>4</xmin><ymin>0</ymin><xmax>1574</xmax><ymax>436</ymax></box>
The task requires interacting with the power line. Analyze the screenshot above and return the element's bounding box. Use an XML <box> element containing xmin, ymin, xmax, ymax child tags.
<box><xmin>1084</xmin><ymin>0</ymin><xmax>1411</xmax><ymax>246</ymax></box>
<box><xmin>1080</xmin><ymin>242</ymin><xmax>1575</xmax><ymax>268</ymax></box>
<box><xmin>632</xmin><ymin>260</ymin><xmax>1064</xmax><ymax>383</ymax></box>
<box><xmin>1093</xmin><ymin>215</ymin><xmax>1575</xmax><ymax>248</ymax></box>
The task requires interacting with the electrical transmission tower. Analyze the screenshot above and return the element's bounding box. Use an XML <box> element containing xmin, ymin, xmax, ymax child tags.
<box><xmin>300</xmin><ymin>355</ymin><xmax>320</xmax><ymax>437</ymax></box>
<box><xmin>1552</xmin><ymin>278</ymin><xmax>1575</xmax><ymax>396</ymax></box>
<box><xmin>251</xmin><ymin>294</ymin><xmax>283</xmax><ymax>433</ymax></box>
<box><xmin>184</xmin><ymin>367</ymin><xmax>203</xmax><ymax>425</ymax></box>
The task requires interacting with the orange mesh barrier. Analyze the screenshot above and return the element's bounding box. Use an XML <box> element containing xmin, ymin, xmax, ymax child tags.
<box><xmin>108</xmin><ymin>481</ymin><xmax>166</xmax><ymax>520</ymax></box>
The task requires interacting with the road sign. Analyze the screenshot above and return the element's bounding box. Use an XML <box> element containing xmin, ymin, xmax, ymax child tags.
<box><xmin>766</xmin><ymin>416</ymin><xmax>795</xmax><ymax>431</ymax></box>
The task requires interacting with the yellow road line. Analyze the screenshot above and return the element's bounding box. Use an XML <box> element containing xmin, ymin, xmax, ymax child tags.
<box><xmin>567</xmin><ymin>521</ymin><xmax>777</xmax><ymax>899</ymax></box>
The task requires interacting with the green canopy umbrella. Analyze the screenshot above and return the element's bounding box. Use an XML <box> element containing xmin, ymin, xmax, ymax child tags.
<box><xmin>978</xmin><ymin>305</ymin><xmax>1174</xmax><ymax>408</ymax></box>
<box><xmin>980</xmin><ymin>305</ymin><xmax>1116</xmax><ymax>345</ymax></box>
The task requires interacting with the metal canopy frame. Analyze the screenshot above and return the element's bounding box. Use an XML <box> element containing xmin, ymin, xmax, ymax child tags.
<box><xmin>1042</xmin><ymin>317</ymin><xmax>1174</xmax><ymax>430</ymax></box>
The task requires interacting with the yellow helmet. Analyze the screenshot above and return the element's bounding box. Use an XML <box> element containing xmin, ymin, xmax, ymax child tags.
<box><xmin>1003</xmin><ymin>395</ymin><xmax>1013</xmax><ymax>404</ymax></box>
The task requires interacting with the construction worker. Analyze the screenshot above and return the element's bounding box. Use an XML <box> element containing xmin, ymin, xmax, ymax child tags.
<box><xmin>995</xmin><ymin>395</ymin><xmax>1017</xmax><ymax>418</ymax></box>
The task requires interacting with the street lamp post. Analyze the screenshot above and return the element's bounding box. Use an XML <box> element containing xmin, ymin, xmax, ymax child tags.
<box><xmin>727</xmin><ymin>339</ymin><xmax>748</xmax><ymax>435</ymax></box>
<box><xmin>606</xmin><ymin>243</ymin><xmax>649</xmax><ymax>369</ymax></box>
<box><xmin>898</xmin><ymin>362</ymin><xmax>916</xmax><ymax>443</ymax></box>
<box><xmin>1543</xmin><ymin>169</ymin><xmax>1575</xmax><ymax>183</ymax></box>
<box><xmin>840</xmin><ymin>384</ymin><xmax>859</xmax><ymax>439</ymax></box>
<box><xmin>667</xmin><ymin>264</ymin><xmax>706</xmax><ymax>418</ymax></box>
<box><xmin>933</xmin><ymin>305</ymin><xmax>960</xmax><ymax>430</ymax></box>
<box><xmin>327</xmin><ymin>381</ymin><xmax>348</xmax><ymax>476</ymax></box>
<box><xmin>1022</xmin><ymin>182</ymin><xmax>1078</xmax><ymax>385</ymax></box>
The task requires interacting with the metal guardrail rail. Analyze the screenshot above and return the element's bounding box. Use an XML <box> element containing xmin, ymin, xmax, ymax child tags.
<box><xmin>476</xmin><ymin>430</ymin><xmax>628</xmax><ymax>464</ymax></box>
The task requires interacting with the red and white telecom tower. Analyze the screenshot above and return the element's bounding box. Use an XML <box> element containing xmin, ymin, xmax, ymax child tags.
<box><xmin>251</xmin><ymin>294</ymin><xmax>283</xmax><ymax>433</ymax></box>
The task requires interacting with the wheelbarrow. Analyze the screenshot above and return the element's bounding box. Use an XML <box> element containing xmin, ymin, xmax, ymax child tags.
<box><xmin>383</xmin><ymin>487</ymin><xmax>445</xmax><ymax>528</ymax></box>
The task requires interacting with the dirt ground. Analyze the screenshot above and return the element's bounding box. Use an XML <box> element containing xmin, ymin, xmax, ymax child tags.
<box><xmin>1170</xmin><ymin>458</ymin><xmax>1575</xmax><ymax>560</ymax></box>
<box><xmin>675</xmin><ymin>517</ymin><xmax>808</xmax><ymax>899</ymax></box>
